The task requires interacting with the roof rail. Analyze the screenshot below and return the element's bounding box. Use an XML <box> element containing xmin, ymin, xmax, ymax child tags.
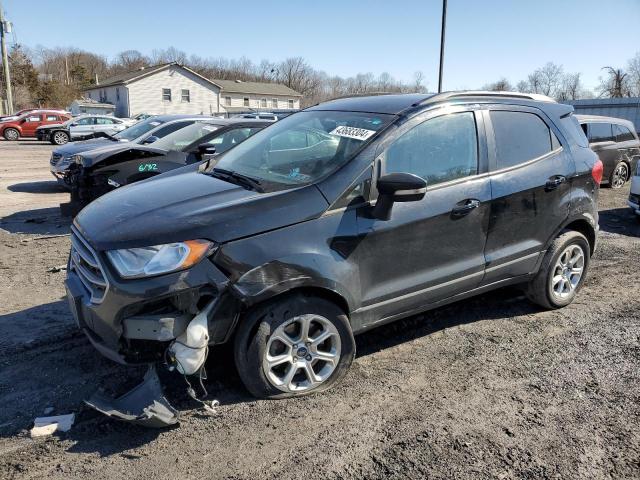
<box><xmin>327</xmin><ymin>91</ymin><xmax>398</xmax><ymax>101</ymax></box>
<box><xmin>422</xmin><ymin>90</ymin><xmax>557</xmax><ymax>105</ymax></box>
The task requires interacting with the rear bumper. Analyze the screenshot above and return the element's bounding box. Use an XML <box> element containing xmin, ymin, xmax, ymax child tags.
<box><xmin>66</xmin><ymin>248</ymin><xmax>242</xmax><ymax>365</ymax></box>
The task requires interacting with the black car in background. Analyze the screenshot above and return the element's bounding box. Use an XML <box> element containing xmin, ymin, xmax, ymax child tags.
<box><xmin>50</xmin><ymin>115</ymin><xmax>217</xmax><ymax>188</ymax></box>
<box><xmin>66</xmin><ymin>92</ymin><xmax>601</xmax><ymax>400</ymax></box>
<box><xmin>63</xmin><ymin>118</ymin><xmax>269</xmax><ymax>216</ymax></box>
<box><xmin>576</xmin><ymin>114</ymin><xmax>640</xmax><ymax>188</ymax></box>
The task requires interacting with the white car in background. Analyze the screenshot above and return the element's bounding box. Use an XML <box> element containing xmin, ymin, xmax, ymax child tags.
<box><xmin>36</xmin><ymin>115</ymin><xmax>130</xmax><ymax>145</ymax></box>
<box><xmin>629</xmin><ymin>162</ymin><xmax>640</xmax><ymax>222</ymax></box>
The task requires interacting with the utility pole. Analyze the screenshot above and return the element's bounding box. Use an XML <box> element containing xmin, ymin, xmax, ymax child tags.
<box><xmin>437</xmin><ymin>0</ymin><xmax>447</xmax><ymax>93</ymax></box>
<box><xmin>0</xmin><ymin>1</ymin><xmax>12</xmax><ymax>113</ymax></box>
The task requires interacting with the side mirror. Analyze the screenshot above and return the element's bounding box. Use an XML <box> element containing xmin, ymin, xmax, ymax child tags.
<box><xmin>197</xmin><ymin>143</ymin><xmax>216</xmax><ymax>156</ymax></box>
<box><xmin>142</xmin><ymin>135</ymin><xmax>159</xmax><ymax>144</ymax></box>
<box><xmin>373</xmin><ymin>172</ymin><xmax>427</xmax><ymax>220</ymax></box>
<box><xmin>70</xmin><ymin>123</ymin><xmax>78</xmax><ymax>127</ymax></box>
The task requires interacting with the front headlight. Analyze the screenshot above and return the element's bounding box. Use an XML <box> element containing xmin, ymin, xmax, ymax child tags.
<box><xmin>106</xmin><ymin>240</ymin><xmax>215</xmax><ymax>278</ymax></box>
<box><xmin>71</xmin><ymin>154</ymin><xmax>84</xmax><ymax>165</ymax></box>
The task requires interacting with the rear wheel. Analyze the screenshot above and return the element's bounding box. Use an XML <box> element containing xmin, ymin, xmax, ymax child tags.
<box><xmin>609</xmin><ymin>162</ymin><xmax>628</xmax><ymax>189</ymax></box>
<box><xmin>234</xmin><ymin>294</ymin><xmax>355</xmax><ymax>399</ymax></box>
<box><xmin>51</xmin><ymin>131</ymin><xmax>70</xmax><ymax>145</ymax></box>
<box><xmin>3</xmin><ymin>128</ymin><xmax>19</xmax><ymax>141</ymax></box>
<box><xmin>526</xmin><ymin>231</ymin><xmax>590</xmax><ymax>309</ymax></box>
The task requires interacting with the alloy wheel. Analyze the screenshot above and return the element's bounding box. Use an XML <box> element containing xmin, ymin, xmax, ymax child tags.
<box><xmin>4</xmin><ymin>129</ymin><xmax>18</xmax><ymax>141</ymax></box>
<box><xmin>53</xmin><ymin>131</ymin><xmax>69</xmax><ymax>145</ymax></box>
<box><xmin>550</xmin><ymin>244</ymin><xmax>585</xmax><ymax>300</ymax></box>
<box><xmin>611</xmin><ymin>164</ymin><xmax>628</xmax><ymax>189</ymax></box>
<box><xmin>262</xmin><ymin>314</ymin><xmax>341</xmax><ymax>393</ymax></box>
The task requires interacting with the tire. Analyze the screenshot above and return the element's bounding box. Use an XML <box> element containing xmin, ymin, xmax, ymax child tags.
<box><xmin>3</xmin><ymin>128</ymin><xmax>19</xmax><ymax>141</ymax></box>
<box><xmin>526</xmin><ymin>230</ymin><xmax>590</xmax><ymax>309</ymax></box>
<box><xmin>234</xmin><ymin>293</ymin><xmax>355</xmax><ymax>399</ymax></box>
<box><xmin>51</xmin><ymin>131</ymin><xmax>69</xmax><ymax>145</ymax></box>
<box><xmin>608</xmin><ymin>162</ymin><xmax>628</xmax><ymax>189</ymax></box>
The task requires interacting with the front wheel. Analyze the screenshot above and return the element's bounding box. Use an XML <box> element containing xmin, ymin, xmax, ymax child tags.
<box><xmin>609</xmin><ymin>162</ymin><xmax>628</xmax><ymax>189</ymax></box>
<box><xmin>51</xmin><ymin>131</ymin><xmax>70</xmax><ymax>145</ymax></box>
<box><xmin>526</xmin><ymin>231</ymin><xmax>590</xmax><ymax>309</ymax></box>
<box><xmin>234</xmin><ymin>294</ymin><xmax>355</xmax><ymax>399</ymax></box>
<box><xmin>3</xmin><ymin>128</ymin><xmax>19</xmax><ymax>141</ymax></box>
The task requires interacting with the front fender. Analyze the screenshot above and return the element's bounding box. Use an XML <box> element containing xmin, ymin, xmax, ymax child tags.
<box><xmin>230</xmin><ymin>253</ymin><xmax>358</xmax><ymax>313</ymax></box>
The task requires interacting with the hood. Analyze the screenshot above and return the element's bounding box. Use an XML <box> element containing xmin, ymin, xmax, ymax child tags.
<box><xmin>78</xmin><ymin>144</ymin><xmax>168</xmax><ymax>168</ymax></box>
<box><xmin>75</xmin><ymin>170</ymin><xmax>329</xmax><ymax>251</ymax></box>
<box><xmin>53</xmin><ymin>138</ymin><xmax>128</xmax><ymax>157</ymax></box>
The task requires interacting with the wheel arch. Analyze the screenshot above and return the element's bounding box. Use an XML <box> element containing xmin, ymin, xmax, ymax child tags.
<box><xmin>557</xmin><ymin>217</ymin><xmax>597</xmax><ymax>255</ymax></box>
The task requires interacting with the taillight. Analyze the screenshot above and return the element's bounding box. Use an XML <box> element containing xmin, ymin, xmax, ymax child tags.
<box><xmin>592</xmin><ymin>158</ymin><xmax>603</xmax><ymax>184</ymax></box>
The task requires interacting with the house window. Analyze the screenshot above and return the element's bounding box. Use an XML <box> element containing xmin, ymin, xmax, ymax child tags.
<box><xmin>225</xmin><ymin>96</ymin><xmax>231</xmax><ymax>106</ymax></box>
<box><xmin>162</xmin><ymin>88</ymin><xmax>172</xmax><ymax>102</ymax></box>
<box><xmin>261</xmin><ymin>98</ymin><xmax>267</xmax><ymax>108</ymax></box>
<box><xmin>243</xmin><ymin>97</ymin><xmax>249</xmax><ymax>107</ymax></box>
<box><xmin>272</xmin><ymin>98</ymin><xmax>278</xmax><ymax>108</ymax></box>
<box><xmin>116</xmin><ymin>88</ymin><xmax>120</xmax><ymax>101</ymax></box>
<box><xmin>288</xmin><ymin>99</ymin><xmax>294</xmax><ymax>109</ymax></box>
<box><xmin>181</xmin><ymin>89</ymin><xmax>190</xmax><ymax>102</ymax></box>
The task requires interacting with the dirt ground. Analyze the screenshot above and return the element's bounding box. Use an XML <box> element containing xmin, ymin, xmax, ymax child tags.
<box><xmin>0</xmin><ymin>139</ymin><xmax>639</xmax><ymax>479</ymax></box>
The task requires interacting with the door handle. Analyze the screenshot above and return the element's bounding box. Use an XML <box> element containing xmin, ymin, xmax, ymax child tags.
<box><xmin>545</xmin><ymin>175</ymin><xmax>567</xmax><ymax>191</ymax></box>
<box><xmin>451</xmin><ymin>199</ymin><xmax>480</xmax><ymax>218</ymax></box>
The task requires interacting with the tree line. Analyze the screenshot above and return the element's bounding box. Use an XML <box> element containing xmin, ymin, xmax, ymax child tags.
<box><xmin>1</xmin><ymin>44</ymin><xmax>639</xmax><ymax>112</ymax></box>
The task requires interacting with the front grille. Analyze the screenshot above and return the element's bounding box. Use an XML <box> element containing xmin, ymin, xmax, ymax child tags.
<box><xmin>69</xmin><ymin>226</ymin><xmax>109</xmax><ymax>303</ymax></box>
<box><xmin>50</xmin><ymin>152</ymin><xmax>62</xmax><ymax>166</ymax></box>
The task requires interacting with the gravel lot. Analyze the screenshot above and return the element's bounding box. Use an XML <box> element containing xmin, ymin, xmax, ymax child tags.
<box><xmin>0</xmin><ymin>140</ymin><xmax>639</xmax><ymax>479</ymax></box>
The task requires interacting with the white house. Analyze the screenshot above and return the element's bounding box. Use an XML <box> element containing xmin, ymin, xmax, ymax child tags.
<box><xmin>83</xmin><ymin>63</ymin><xmax>302</xmax><ymax>118</ymax></box>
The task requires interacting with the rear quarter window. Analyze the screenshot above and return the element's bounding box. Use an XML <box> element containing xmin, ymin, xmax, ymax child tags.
<box><xmin>563</xmin><ymin>116</ymin><xmax>589</xmax><ymax>148</ymax></box>
<box><xmin>490</xmin><ymin>111</ymin><xmax>555</xmax><ymax>169</ymax></box>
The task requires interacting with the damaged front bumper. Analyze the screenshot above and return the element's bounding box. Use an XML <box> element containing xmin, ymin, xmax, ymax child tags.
<box><xmin>65</xmin><ymin>231</ymin><xmax>243</xmax><ymax>365</ymax></box>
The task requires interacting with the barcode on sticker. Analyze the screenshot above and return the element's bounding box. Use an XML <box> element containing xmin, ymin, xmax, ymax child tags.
<box><xmin>329</xmin><ymin>126</ymin><xmax>376</xmax><ymax>141</ymax></box>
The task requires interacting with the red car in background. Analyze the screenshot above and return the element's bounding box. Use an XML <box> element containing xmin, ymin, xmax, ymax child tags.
<box><xmin>0</xmin><ymin>110</ymin><xmax>71</xmax><ymax>140</ymax></box>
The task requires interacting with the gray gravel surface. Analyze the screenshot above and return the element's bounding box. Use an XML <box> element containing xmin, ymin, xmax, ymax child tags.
<box><xmin>0</xmin><ymin>140</ymin><xmax>639</xmax><ymax>479</ymax></box>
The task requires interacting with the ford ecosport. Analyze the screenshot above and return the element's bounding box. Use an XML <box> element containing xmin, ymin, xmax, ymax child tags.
<box><xmin>66</xmin><ymin>92</ymin><xmax>602</xmax><ymax>399</ymax></box>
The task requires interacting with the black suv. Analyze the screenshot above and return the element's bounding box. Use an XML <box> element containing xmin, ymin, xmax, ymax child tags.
<box><xmin>66</xmin><ymin>92</ymin><xmax>601</xmax><ymax>399</ymax></box>
<box><xmin>576</xmin><ymin>114</ymin><xmax>640</xmax><ymax>188</ymax></box>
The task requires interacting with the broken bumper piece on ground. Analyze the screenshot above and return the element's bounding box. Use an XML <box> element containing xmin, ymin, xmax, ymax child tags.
<box><xmin>85</xmin><ymin>365</ymin><xmax>179</xmax><ymax>428</ymax></box>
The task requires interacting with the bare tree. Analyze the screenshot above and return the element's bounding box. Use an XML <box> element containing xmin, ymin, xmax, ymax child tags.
<box><xmin>557</xmin><ymin>72</ymin><xmax>583</xmax><ymax>101</ymax></box>
<box><xmin>599</xmin><ymin>66</ymin><xmax>630</xmax><ymax>97</ymax></box>
<box><xmin>626</xmin><ymin>52</ymin><xmax>640</xmax><ymax>96</ymax></box>
<box><xmin>113</xmin><ymin>50</ymin><xmax>150</xmax><ymax>73</ymax></box>
<box><xmin>483</xmin><ymin>77</ymin><xmax>513</xmax><ymax>91</ymax></box>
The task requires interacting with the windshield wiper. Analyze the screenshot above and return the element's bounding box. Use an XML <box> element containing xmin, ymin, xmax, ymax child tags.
<box><xmin>210</xmin><ymin>168</ymin><xmax>263</xmax><ymax>192</ymax></box>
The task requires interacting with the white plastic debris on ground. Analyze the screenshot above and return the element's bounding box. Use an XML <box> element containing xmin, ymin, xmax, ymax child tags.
<box><xmin>30</xmin><ymin>413</ymin><xmax>75</xmax><ymax>437</ymax></box>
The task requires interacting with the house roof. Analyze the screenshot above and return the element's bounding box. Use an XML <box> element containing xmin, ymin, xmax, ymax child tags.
<box><xmin>88</xmin><ymin>63</ymin><xmax>174</xmax><ymax>88</ymax></box>
<box><xmin>212</xmin><ymin>79</ymin><xmax>302</xmax><ymax>97</ymax></box>
<box><xmin>85</xmin><ymin>62</ymin><xmax>302</xmax><ymax>97</ymax></box>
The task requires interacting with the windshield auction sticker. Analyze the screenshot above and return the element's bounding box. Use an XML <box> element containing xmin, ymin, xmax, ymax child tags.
<box><xmin>329</xmin><ymin>126</ymin><xmax>376</xmax><ymax>141</ymax></box>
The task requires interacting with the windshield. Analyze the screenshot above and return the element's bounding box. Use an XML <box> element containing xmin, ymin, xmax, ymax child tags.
<box><xmin>211</xmin><ymin>111</ymin><xmax>394</xmax><ymax>186</ymax></box>
<box><xmin>114</xmin><ymin>118</ymin><xmax>164</xmax><ymax>141</ymax></box>
<box><xmin>152</xmin><ymin>122</ymin><xmax>220</xmax><ymax>151</ymax></box>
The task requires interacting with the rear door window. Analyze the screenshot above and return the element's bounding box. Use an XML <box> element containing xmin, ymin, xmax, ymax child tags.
<box><xmin>385</xmin><ymin>111</ymin><xmax>478</xmax><ymax>186</ymax></box>
<box><xmin>490</xmin><ymin>111</ymin><xmax>555</xmax><ymax>169</ymax></box>
<box><xmin>614</xmin><ymin>124</ymin><xmax>636</xmax><ymax>142</ymax></box>
<box><xmin>588</xmin><ymin>123</ymin><xmax>614</xmax><ymax>143</ymax></box>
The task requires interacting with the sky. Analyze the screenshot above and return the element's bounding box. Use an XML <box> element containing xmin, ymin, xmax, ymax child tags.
<box><xmin>3</xmin><ymin>0</ymin><xmax>640</xmax><ymax>92</ymax></box>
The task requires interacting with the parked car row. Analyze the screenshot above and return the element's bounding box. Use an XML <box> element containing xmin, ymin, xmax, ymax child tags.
<box><xmin>63</xmin><ymin>91</ymin><xmax>604</xmax><ymax>416</ymax></box>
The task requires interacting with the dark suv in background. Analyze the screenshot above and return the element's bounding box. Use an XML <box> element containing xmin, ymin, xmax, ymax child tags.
<box><xmin>577</xmin><ymin>114</ymin><xmax>640</xmax><ymax>188</ymax></box>
<box><xmin>66</xmin><ymin>91</ymin><xmax>601</xmax><ymax>400</ymax></box>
